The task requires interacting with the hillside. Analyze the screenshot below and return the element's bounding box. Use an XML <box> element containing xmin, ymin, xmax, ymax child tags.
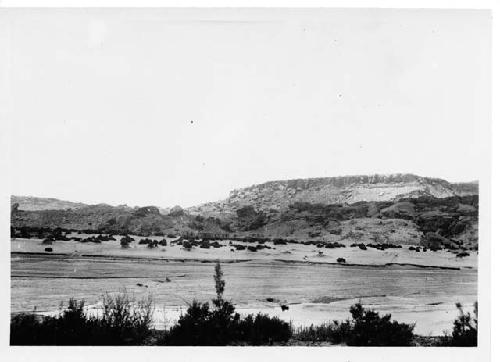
<box><xmin>188</xmin><ymin>174</ymin><xmax>478</xmax><ymax>216</ymax></box>
<box><xmin>11</xmin><ymin>196</ymin><xmax>88</xmax><ymax>211</ymax></box>
<box><xmin>10</xmin><ymin>174</ymin><xmax>479</xmax><ymax>250</ymax></box>
<box><xmin>451</xmin><ymin>181</ymin><xmax>479</xmax><ymax>196</ymax></box>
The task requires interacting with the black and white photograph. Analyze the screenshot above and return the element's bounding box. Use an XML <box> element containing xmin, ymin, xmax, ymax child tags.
<box><xmin>0</xmin><ymin>2</ymin><xmax>495</xmax><ymax>361</ymax></box>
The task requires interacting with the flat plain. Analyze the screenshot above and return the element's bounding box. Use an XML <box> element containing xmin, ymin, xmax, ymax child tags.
<box><xmin>11</xmin><ymin>235</ymin><xmax>477</xmax><ymax>336</ymax></box>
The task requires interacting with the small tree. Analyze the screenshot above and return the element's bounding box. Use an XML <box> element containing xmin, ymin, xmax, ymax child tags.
<box><xmin>167</xmin><ymin>261</ymin><xmax>235</xmax><ymax>345</ymax></box>
<box><xmin>165</xmin><ymin>261</ymin><xmax>291</xmax><ymax>346</ymax></box>
<box><xmin>210</xmin><ymin>261</ymin><xmax>237</xmax><ymax>344</ymax></box>
<box><xmin>213</xmin><ymin>261</ymin><xmax>225</xmax><ymax>307</ymax></box>
<box><xmin>450</xmin><ymin>302</ymin><xmax>477</xmax><ymax>346</ymax></box>
<box><xmin>120</xmin><ymin>236</ymin><xmax>132</xmax><ymax>248</ymax></box>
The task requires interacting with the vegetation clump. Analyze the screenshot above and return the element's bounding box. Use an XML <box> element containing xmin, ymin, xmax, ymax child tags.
<box><xmin>273</xmin><ymin>238</ymin><xmax>288</xmax><ymax>245</ymax></box>
<box><xmin>78</xmin><ymin>234</ymin><xmax>115</xmax><ymax>243</ymax></box>
<box><xmin>163</xmin><ymin>262</ymin><xmax>291</xmax><ymax>345</ymax></box>
<box><xmin>120</xmin><ymin>235</ymin><xmax>134</xmax><ymax>248</ymax></box>
<box><xmin>324</xmin><ymin>242</ymin><xmax>345</xmax><ymax>249</ymax></box>
<box><xmin>441</xmin><ymin>302</ymin><xmax>478</xmax><ymax>346</ymax></box>
<box><xmin>293</xmin><ymin>302</ymin><xmax>414</xmax><ymax>346</ymax></box>
<box><xmin>10</xmin><ymin>293</ymin><xmax>153</xmax><ymax>345</ymax></box>
<box><xmin>294</xmin><ymin>320</ymin><xmax>351</xmax><ymax>344</ymax></box>
<box><xmin>346</xmin><ymin>302</ymin><xmax>415</xmax><ymax>346</ymax></box>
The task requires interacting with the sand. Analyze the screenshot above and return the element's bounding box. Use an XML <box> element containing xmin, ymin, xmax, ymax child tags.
<box><xmin>10</xmin><ymin>234</ymin><xmax>477</xmax><ymax>269</ymax></box>
<box><xmin>11</xmin><ymin>236</ymin><xmax>477</xmax><ymax>336</ymax></box>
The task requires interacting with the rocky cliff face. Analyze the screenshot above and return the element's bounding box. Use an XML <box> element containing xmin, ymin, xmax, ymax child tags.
<box><xmin>188</xmin><ymin>174</ymin><xmax>478</xmax><ymax>216</ymax></box>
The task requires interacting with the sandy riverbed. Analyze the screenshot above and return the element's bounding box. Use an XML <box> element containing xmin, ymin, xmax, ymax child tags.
<box><xmin>10</xmin><ymin>234</ymin><xmax>477</xmax><ymax>269</ymax></box>
<box><xmin>11</xmin><ymin>237</ymin><xmax>477</xmax><ymax>336</ymax></box>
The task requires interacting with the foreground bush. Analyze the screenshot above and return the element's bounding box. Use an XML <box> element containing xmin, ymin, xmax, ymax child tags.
<box><xmin>11</xmin><ymin>293</ymin><xmax>153</xmax><ymax>345</ymax></box>
<box><xmin>293</xmin><ymin>321</ymin><xmax>351</xmax><ymax>344</ymax></box>
<box><xmin>163</xmin><ymin>262</ymin><xmax>291</xmax><ymax>345</ymax></box>
<box><xmin>346</xmin><ymin>303</ymin><xmax>415</xmax><ymax>346</ymax></box>
<box><xmin>292</xmin><ymin>303</ymin><xmax>414</xmax><ymax>346</ymax></box>
<box><xmin>444</xmin><ymin>302</ymin><xmax>478</xmax><ymax>346</ymax></box>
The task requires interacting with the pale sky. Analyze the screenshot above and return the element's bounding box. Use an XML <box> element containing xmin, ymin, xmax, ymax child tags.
<box><xmin>3</xmin><ymin>8</ymin><xmax>491</xmax><ymax>207</ymax></box>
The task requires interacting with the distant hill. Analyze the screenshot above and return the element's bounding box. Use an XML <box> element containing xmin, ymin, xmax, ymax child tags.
<box><xmin>10</xmin><ymin>174</ymin><xmax>479</xmax><ymax>250</ymax></box>
<box><xmin>451</xmin><ymin>181</ymin><xmax>479</xmax><ymax>196</ymax></box>
<box><xmin>11</xmin><ymin>195</ymin><xmax>479</xmax><ymax>250</ymax></box>
<box><xmin>11</xmin><ymin>196</ymin><xmax>88</xmax><ymax>211</ymax></box>
<box><xmin>188</xmin><ymin>174</ymin><xmax>478</xmax><ymax>216</ymax></box>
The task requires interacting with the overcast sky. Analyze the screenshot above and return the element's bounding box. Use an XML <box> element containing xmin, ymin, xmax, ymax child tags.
<box><xmin>4</xmin><ymin>8</ymin><xmax>490</xmax><ymax>207</ymax></box>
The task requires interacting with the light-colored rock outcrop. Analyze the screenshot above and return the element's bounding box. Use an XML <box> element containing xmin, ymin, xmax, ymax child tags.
<box><xmin>188</xmin><ymin>174</ymin><xmax>478</xmax><ymax>216</ymax></box>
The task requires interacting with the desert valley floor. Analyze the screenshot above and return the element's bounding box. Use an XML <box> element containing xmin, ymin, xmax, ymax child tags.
<box><xmin>11</xmin><ymin>235</ymin><xmax>477</xmax><ymax>336</ymax></box>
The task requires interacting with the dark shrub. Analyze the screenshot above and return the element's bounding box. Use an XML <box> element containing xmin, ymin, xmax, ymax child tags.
<box><xmin>10</xmin><ymin>313</ymin><xmax>48</xmax><ymax>345</ymax></box>
<box><xmin>449</xmin><ymin>302</ymin><xmax>477</xmax><ymax>346</ymax></box>
<box><xmin>44</xmin><ymin>248</ymin><xmax>53</xmax><ymax>252</ymax></box>
<box><xmin>210</xmin><ymin>241</ymin><xmax>222</xmax><ymax>248</ymax></box>
<box><xmin>166</xmin><ymin>301</ymin><xmax>213</xmax><ymax>345</ymax></box>
<box><xmin>358</xmin><ymin>244</ymin><xmax>367</xmax><ymax>250</ymax></box>
<box><xmin>273</xmin><ymin>239</ymin><xmax>288</xmax><ymax>245</ymax></box>
<box><xmin>98</xmin><ymin>292</ymin><xmax>153</xmax><ymax>344</ymax></box>
<box><xmin>164</xmin><ymin>262</ymin><xmax>292</xmax><ymax>346</ymax></box>
<box><xmin>294</xmin><ymin>321</ymin><xmax>351</xmax><ymax>344</ymax></box>
<box><xmin>237</xmin><ymin>313</ymin><xmax>291</xmax><ymax>345</ymax></box>
<box><xmin>337</xmin><ymin>258</ymin><xmax>346</xmax><ymax>263</ymax></box>
<box><xmin>346</xmin><ymin>303</ymin><xmax>414</xmax><ymax>346</ymax></box>
<box><xmin>325</xmin><ymin>242</ymin><xmax>345</xmax><ymax>249</ymax></box>
<box><xmin>120</xmin><ymin>235</ymin><xmax>133</xmax><ymax>248</ymax></box>
<box><xmin>147</xmin><ymin>239</ymin><xmax>159</xmax><ymax>248</ymax></box>
<box><xmin>166</xmin><ymin>262</ymin><xmax>236</xmax><ymax>345</ymax></box>
<box><xmin>10</xmin><ymin>294</ymin><xmax>153</xmax><ymax>345</ymax></box>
